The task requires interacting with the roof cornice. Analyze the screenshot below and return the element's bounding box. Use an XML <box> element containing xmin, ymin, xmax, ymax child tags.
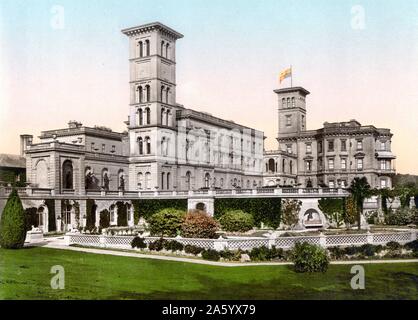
<box><xmin>121</xmin><ymin>22</ymin><xmax>184</xmax><ymax>40</ymax></box>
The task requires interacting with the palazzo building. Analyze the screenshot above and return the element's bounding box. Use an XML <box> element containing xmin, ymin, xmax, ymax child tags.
<box><xmin>263</xmin><ymin>87</ymin><xmax>396</xmax><ymax>189</ymax></box>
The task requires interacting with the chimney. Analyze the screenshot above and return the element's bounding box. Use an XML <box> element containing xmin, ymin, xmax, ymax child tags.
<box><xmin>20</xmin><ymin>135</ymin><xmax>33</xmax><ymax>156</ymax></box>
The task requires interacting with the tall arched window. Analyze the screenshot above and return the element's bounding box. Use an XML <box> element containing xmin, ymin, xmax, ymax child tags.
<box><xmin>145</xmin><ymin>107</ymin><xmax>150</xmax><ymax>124</ymax></box>
<box><xmin>161</xmin><ymin>108</ymin><xmax>165</xmax><ymax>124</ymax></box>
<box><xmin>186</xmin><ymin>171</ymin><xmax>191</xmax><ymax>190</ymax></box>
<box><xmin>137</xmin><ymin>172</ymin><xmax>143</xmax><ymax>190</ymax></box>
<box><xmin>138</xmin><ymin>137</ymin><xmax>143</xmax><ymax>155</ymax></box>
<box><xmin>145</xmin><ymin>172</ymin><xmax>151</xmax><ymax>189</ymax></box>
<box><xmin>282</xmin><ymin>98</ymin><xmax>286</xmax><ymax>108</ymax></box>
<box><xmin>290</xmin><ymin>160</ymin><xmax>293</xmax><ymax>174</ymax></box>
<box><xmin>166</xmin><ymin>43</ymin><xmax>169</xmax><ymax>59</ymax></box>
<box><xmin>204</xmin><ymin>173</ymin><xmax>210</xmax><ymax>188</ymax></box>
<box><xmin>62</xmin><ymin>160</ymin><xmax>73</xmax><ymax>190</ymax></box>
<box><xmin>161</xmin><ymin>172</ymin><xmax>165</xmax><ymax>190</ymax></box>
<box><xmin>291</xmin><ymin>97</ymin><xmax>296</xmax><ymax>108</ymax></box>
<box><xmin>161</xmin><ymin>41</ymin><xmax>165</xmax><ymax>56</ymax></box>
<box><xmin>145</xmin><ymin>85</ymin><xmax>150</xmax><ymax>102</ymax></box>
<box><xmin>137</xmin><ymin>86</ymin><xmax>143</xmax><ymax>103</ymax></box>
<box><xmin>145</xmin><ymin>39</ymin><xmax>150</xmax><ymax>56</ymax></box>
<box><xmin>166</xmin><ymin>173</ymin><xmax>171</xmax><ymax>190</ymax></box>
<box><xmin>138</xmin><ymin>108</ymin><xmax>143</xmax><ymax>126</ymax></box>
<box><xmin>139</xmin><ymin>41</ymin><xmax>143</xmax><ymax>57</ymax></box>
<box><xmin>282</xmin><ymin>159</ymin><xmax>286</xmax><ymax>173</ymax></box>
<box><xmin>145</xmin><ymin>137</ymin><xmax>151</xmax><ymax>154</ymax></box>
<box><xmin>287</xmin><ymin>97</ymin><xmax>290</xmax><ymax>108</ymax></box>
<box><xmin>166</xmin><ymin>110</ymin><xmax>170</xmax><ymax>126</ymax></box>
<box><xmin>166</xmin><ymin>87</ymin><xmax>170</xmax><ymax>103</ymax></box>
<box><xmin>220</xmin><ymin>178</ymin><xmax>224</xmax><ymax>188</ymax></box>
<box><xmin>160</xmin><ymin>85</ymin><xmax>165</xmax><ymax>102</ymax></box>
<box><xmin>161</xmin><ymin>137</ymin><xmax>167</xmax><ymax>156</ymax></box>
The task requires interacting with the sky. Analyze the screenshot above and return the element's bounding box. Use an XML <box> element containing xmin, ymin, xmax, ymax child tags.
<box><xmin>0</xmin><ymin>0</ymin><xmax>417</xmax><ymax>174</ymax></box>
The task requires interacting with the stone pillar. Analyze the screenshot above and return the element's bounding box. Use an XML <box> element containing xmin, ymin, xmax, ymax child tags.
<box><xmin>79</xmin><ymin>199</ymin><xmax>87</xmax><ymax>228</ymax></box>
<box><xmin>55</xmin><ymin>199</ymin><xmax>62</xmax><ymax>232</ymax></box>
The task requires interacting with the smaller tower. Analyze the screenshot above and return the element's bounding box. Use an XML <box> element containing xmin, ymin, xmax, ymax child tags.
<box><xmin>275</xmin><ymin>87</ymin><xmax>310</xmax><ymax>137</ymax></box>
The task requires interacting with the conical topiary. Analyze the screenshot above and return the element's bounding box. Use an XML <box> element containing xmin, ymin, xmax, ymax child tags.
<box><xmin>0</xmin><ymin>189</ymin><xmax>27</xmax><ymax>249</ymax></box>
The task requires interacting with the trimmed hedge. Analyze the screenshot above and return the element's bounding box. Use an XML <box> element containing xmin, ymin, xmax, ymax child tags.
<box><xmin>116</xmin><ymin>202</ymin><xmax>128</xmax><ymax>227</ymax></box>
<box><xmin>0</xmin><ymin>189</ymin><xmax>26</xmax><ymax>249</ymax></box>
<box><xmin>291</xmin><ymin>242</ymin><xmax>329</xmax><ymax>273</ymax></box>
<box><xmin>218</xmin><ymin>210</ymin><xmax>254</xmax><ymax>232</ymax></box>
<box><xmin>214</xmin><ymin>198</ymin><xmax>281</xmax><ymax>229</ymax></box>
<box><xmin>132</xmin><ymin>199</ymin><xmax>188</xmax><ymax>222</ymax></box>
<box><xmin>131</xmin><ymin>236</ymin><xmax>147</xmax><ymax>249</ymax></box>
<box><xmin>99</xmin><ymin>210</ymin><xmax>110</xmax><ymax>229</ymax></box>
<box><xmin>86</xmin><ymin>199</ymin><xmax>96</xmax><ymax>230</ymax></box>
<box><xmin>45</xmin><ymin>199</ymin><xmax>56</xmax><ymax>232</ymax></box>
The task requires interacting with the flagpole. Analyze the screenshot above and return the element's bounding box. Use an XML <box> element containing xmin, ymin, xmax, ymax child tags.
<box><xmin>290</xmin><ymin>65</ymin><xmax>293</xmax><ymax>88</ymax></box>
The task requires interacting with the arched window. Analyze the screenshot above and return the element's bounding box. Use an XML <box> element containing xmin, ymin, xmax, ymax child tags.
<box><xmin>220</xmin><ymin>178</ymin><xmax>224</xmax><ymax>188</ymax></box>
<box><xmin>138</xmin><ymin>108</ymin><xmax>143</xmax><ymax>126</ymax></box>
<box><xmin>139</xmin><ymin>41</ymin><xmax>143</xmax><ymax>57</ymax></box>
<box><xmin>161</xmin><ymin>85</ymin><xmax>165</xmax><ymax>102</ymax></box>
<box><xmin>166</xmin><ymin>87</ymin><xmax>170</xmax><ymax>104</ymax></box>
<box><xmin>145</xmin><ymin>85</ymin><xmax>150</xmax><ymax>102</ymax></box>
<box><xmin>166</xmin><ymin>110</ymin><xmax>170</xmax><ymax>126</ymax></box>
<box><xmin>145</xmin><ymin>137</ymin><xmax>151</xmax><ymax>154</ymax></box>
<box><xmin>186</xmin><ymin>171</ymin><xmax>191</xmax><ymax>190</ymax></box>
<box><xmin>138</xmin><ymin>137</ymin><xmax>143</xmax><ymax>155</ymax></box>
<box><xmin>161</xmin><ymin>172</ymin><xmax>165</xmax><ymax>190</ymax></box>
<box><xmin>161</xmin><ymin>108</ymin><xmax>165</xmax><ymax>124</ymax></box>
<box><xmin>161</xmin><ymin>41</ymin><xmax>165</xmax><ymax>56</ymax></box>
<box><xmin>62</xmin><ymin>160</ymin><xmax>73</xmax><ymax>190</ymax></box>
<box><xmin>268</xmin><ymin>158</ymin><xmax>275</xmax><ymax>172</ymax></box>
<box><xmin>167</xmin><ymin>172</ymin><xmax>171</xmax><ymax>190</ymax></box>
<box><xmin>287</xmin><ymin>97</ymin><xmax>290</xmax><ymax>108</ymax></box>
<box><xmin>161</xmin><ymin>137</ymin><xmax>168</xmax><ymax>156</ymax></box>
<box><xmin>137</xmin><ymin>172</ymin><xmax>143</xmax><ymax>190</ymax></box>
<box><xmin>282</xmin><ymin>98</ymin><xmax>286</xmax><ymax>108</ymax></box>
<box><xmin>137</xmin><ymin>86</ymin><xmax>143</xmax><ymax>103</ymax></box>
<box><xmin>145</xmin><ymin>107</ymin><xmax>150</xmax><ymax>124</ymax></box>
<box><xmin>291</xmin><ymin>97</ymin><xmax>296</xmax><ymax>108</ymax></box>
<box><xmin>204</xmin><ymin>173</ymin><xmax>210</xmax><ymax>188</ymax></box>
<box><xmin>290</xmin><ymin>160</ymin><xmax>293</xmax><ymax>174</ymax></box>
<box><xmin>166</xmin><ymin>43</ymin><xmax>169</xmax><ymax>59</ymax></box>
<box><xmin>145</xmin><ymin>39</ymin><xmax>150</xmax><ymax>56</ymax></box>
<box><xmin>110</xmin><ymin>205</ymin><xmax>116</xmax><ymax>223</ymax></box>
<box><xmin>145</xmin><ymin>172</ymin><xmax>151</xmax><ymax>189</ymax></box>
<box><xmin>282</xmin><ymin>159</ymin><xmax>286</xmax><ymax>173</ymax></box>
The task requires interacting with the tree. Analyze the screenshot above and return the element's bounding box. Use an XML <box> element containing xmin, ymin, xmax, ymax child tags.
<box><xmin>181</xmin><ymin>210</ymin><xmax>219</xmax><ymax>239</ymax></box>
<box><xmin>148</xmin><ymin>208</ymin><xmax>186</xmax><ymax>237</ymax></box>
<box><xmin>348</xmin><ymin>177</ymin><xmax>372</xmax><ymax>230</ymax></box>
<box><xmin>281</xmin><ymin>199</ymin><xmax>302</xmax><ymax>229</ymax></box>
<box><xmin>318</xmin><ymin>198</ymin><xmax>344</xmax><ymax>228</ymax></box>
<box><xmin>0</xmin><ymin>189</ymin><xmax>27</xmax><ymax>249</ymax></box>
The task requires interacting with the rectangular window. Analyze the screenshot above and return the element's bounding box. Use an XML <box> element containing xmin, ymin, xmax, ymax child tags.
<box><xmin>380</xmin><ymin>179</ymin><xmax>387</xmax><ymax>188</ymax></box>
<box><xmin>328</xmin><ymin>140</ymin><xmax>334</xmax><ymax>152</ymax></box>
<box><xmin>357</xmin><ymin>158</ymin><xmax>363</xmax><ymax>170</ymax></box>
<box><xmin>301</xmin><ymin>115</ymin><xmax>305</xmax><ymax>130</ymax></box>
<box><xmin>380</xmin><ymin>160</ymin><xmax>386</xmax><ymax>170</ymax></box>
<box><xmin>328</xmin><ymin>158</ymin><xmax>334</xmax><ymax>170</ymax></box>
<box><xmin>341</xmin><ymin>140</ymin><xmax>347</xmax><ymax>151</ymax></box>
<box><xmin>306</xmin><ymin>161</ymin><xmax>312</xmax><ymax>172</ymax></box>
<box><xmin>381</xmin><ymin>141</ymin><xmax>386</xmax><ymax>151</ymax></box>
<box><xmin>111</xmin><ymin>145</ymin><xmax>116</xmax><ymax>152</ymax></box>
<box><xmin>341</xmin><ymin>158</ymin><xmax>347</xmax><ymax>170</ymax></box>
<box><xmin>102</xmin><ymin>144</ymin><xmax>105</xmax><ymax>152</ymax></box>
<box><xmin>329</xmin><ymin>180</ymin><xmax>335</xmax><ymax>188</ymax></box>
<box><xmin>306</xmin><ymin>144</ymin><xmax>312</xmax><ymax>153</ymax></box>
<box><xmin>357</xmin><ymin>140</ymin><xmax>363</xmax><ymax>150</ymax></box>
<box><xmin>286</xmin><ymin>145</ymin><xmax>292</xmax><ymax>154</ymax></box>
<box><xmin>91</xmin><ymin>142</ymin><xmax>95</xmax><ymax>151</ymax></box>
<box><xmin>286</xmin><ymin>115</ymin><xmax>292</xmax><ymax>126</ymax></box>
<box><xmin>341</xmin><ymin>180</ymin><xmax>347</xmax><ymax>188</ymax></box>
<box><xmin>318</xmin><ymin>141</ymin><xmax>323</xmax><ymax>153</ymax></box>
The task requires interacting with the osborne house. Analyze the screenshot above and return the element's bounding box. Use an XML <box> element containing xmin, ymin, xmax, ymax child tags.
<box><xmin>0</xmin><ymin>22</ymin><xmax>397</xmax><ymax>233</ymax></box>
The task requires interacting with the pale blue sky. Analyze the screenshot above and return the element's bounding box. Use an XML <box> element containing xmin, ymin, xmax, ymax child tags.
<box><xmin>1</xmin><ymin>0</ymin><xmax>418</xmax><ymax>173</ymax></box>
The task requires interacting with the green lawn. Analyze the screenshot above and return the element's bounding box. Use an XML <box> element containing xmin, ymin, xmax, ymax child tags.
<box><xmin>0</xmin><ymin>247</ymin><xmax>417</xmax><ymax>300</ymax></box>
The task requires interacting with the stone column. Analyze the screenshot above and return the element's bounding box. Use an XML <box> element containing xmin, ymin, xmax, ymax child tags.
<box><xmin>79</xmin><ymin>199</ymin><xmax>87</xmax><ymax>228</ymax></box>
<box><xmin>54</xmin><ymin>199</ymin><xmax>62</xmax><ymax>232</ymax></box>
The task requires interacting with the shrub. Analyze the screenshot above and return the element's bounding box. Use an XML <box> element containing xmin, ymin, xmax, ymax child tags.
<box><xmin>181</xmin><ymin>210</ymin><xmax>219</xmax><ymax>239</ymax></box>
<box><xmin>359</xmin><ymin>244</ymin><xmax>382</xmax><ymax>257</ymax></box>
<box><xmin>0</xmin><ymin>189</ymin><xmax>27</xmax><ymax>249</ymax></box>
<box><xmin>163</xmin><ymin>240</ymin><xmax>184</xmax><ymax>252</ymax></box>
<box><xmin>385</xmin><ymin>241</ymin><xmax>402</xmax><ymax>251</ymax></box>
<box><xmin>404</xmin><ymin>240</ymin><xmax>418</xmax><ymax>251</ymax></box>
<box><xmin>184</xmin><ymin>244</ymin><xmax>204</xmax><ymax>255</ymax></box>
<box><xmin>328</xmin><ymin>246</ymin><xmax>346</xmax><ymax>260</ymax></box>
<box><xmin>131</xmin><ymin>236</ymin><xmax>147</xmax><ymax>249</ymax></box>
<box><xmin>201</xmin><ymin>249</ymin><xmax>220</xmax><ymax>261</ymax></box>
<box><xmin>214</xmin><ymin>198</ymin><xmax>281</xmax><ymax>229</ymax></box>
<box><xmin>249</xmin><ymin>246</ymin><xmax>285</xmax><ymax>261</ymax></box>
<box><xmin>291</xmin><ymin>242</ymin><xmax>329</xmax><ymax>273</ymax></box>
<box><xmin>385</xmin><ymin>208</ymin><xmax>415</xmax><ymax>226</ymax></box>
<box><xmin>148</xmin><ymin>208</ymin><xmax>186</xmax><ymax>237</ymax></box>
<box><xmin>148</xmin><ymin>238</ymin><xmax>166</xmax><ymax>251</ymax></box>
<box><xmin>218</xmin><ymin>210</ymin><xmax>254</xmax><ymax>232</ymax></box>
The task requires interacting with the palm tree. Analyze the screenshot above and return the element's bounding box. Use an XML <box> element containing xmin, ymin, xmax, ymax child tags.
<box><xmin>348</xmin><ymin>177</ymin><xmax>372</xmax><ymax>230</ymax></box>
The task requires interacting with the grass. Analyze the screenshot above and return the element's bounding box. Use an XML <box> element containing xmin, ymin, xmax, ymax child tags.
<box><xmin>0</xmin><ymin>247</ymin><xmax>417</xmax><ymax>300</ymax></box>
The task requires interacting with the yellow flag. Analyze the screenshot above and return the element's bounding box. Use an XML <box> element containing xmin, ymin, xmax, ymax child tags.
<box><xmin>279</xmin><ymin>67</ymin><xmax>292</xmax><ymax>83</ymax></box>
